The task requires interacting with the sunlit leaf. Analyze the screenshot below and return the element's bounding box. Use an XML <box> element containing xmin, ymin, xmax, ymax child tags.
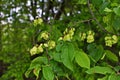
<box><xmin>33</xmin><ymin>66</ymin><xmax>41</xmax><ymax>79</ymax></box>
<box><xmin>86</xmin><ymin>66</ymin><xmax>114</xmax><ymax>74</ymax></box>
<box><xmin>75</xmin><ymin>49</ymin><xmax>90</xmax><ymax>69</ymax></box>
<box><xmin>61</xmin><ymin>44</ymin><xmax>74</xmax><ymax>71</ymax></box>
<box><xmin>25</xmin><ymin>56</ymin><xmax>48</xmax><ymax>78</ymax></box>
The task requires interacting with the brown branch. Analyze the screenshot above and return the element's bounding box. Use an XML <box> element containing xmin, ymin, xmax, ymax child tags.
<box><xmin>80</xmin><ymin>18</ymin><xmax>94</xmax><ymax>23</ymax></box>
<box><xmin>41</xmin><ymin>0</ymin><xmax>44</xmax><ymax>18</ymax></box>
<box><xmin>87</xmin><ymin>0</ymin><xmax>120</xmax><ymax>36</ymax></box>
<box><xmin>54</xmin><ymin>0</ymin><xmax>65</xmax><ymax>20</ymax></box>
<box><xmin>72</xmin><ymin>18</ymin><xmax>94</xmax><ymax>27</ymax></box>
<box><xmin>31</xmin><ymin>0</ymin><xmax>37</xmax><ymax>19</ymax></box>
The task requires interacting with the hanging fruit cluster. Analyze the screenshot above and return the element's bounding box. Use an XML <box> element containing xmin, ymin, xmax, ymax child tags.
<box><xmin>79</xmin><ymin>30</ymin><xmax>95</xmax><ymax>43</ymax></box>
<box><xmin>105</xmin><ymin>35</ymin><xmax>118</xmax><ymax>47</ymax></box>
<box><xmin>59</xmin><ymin>28</ymin><xmax>75</xmax><ymax>41</ymax></box>
<box><xmin>33</xmin><ymin>18</ymin><xmax>43</xmax><ymax>26</ymax></box>
<box><xmin>30</xmin><ymin>31</ymin><xmax>56</xmax><ymax>56</ymax></box>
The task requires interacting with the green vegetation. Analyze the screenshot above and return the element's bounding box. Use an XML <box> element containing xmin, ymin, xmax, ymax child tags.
<box><xmin>0</xmin><ymin>0</ymin><xmax>120</xmax><ymax>80</ymax></box>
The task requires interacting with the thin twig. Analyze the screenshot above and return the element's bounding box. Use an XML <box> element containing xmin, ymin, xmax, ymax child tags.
<box><xmin>87</xmin><ymin>0</ymin><xmax>120</xmax><ymax>36</ymax></box>
<box><xmin>46</xmin><ymin>48</ymin><xmax>50</xmax><ymax>64</ymax></box>
<box><xmin>80</xmin><ymin>18</ymin><xmax>94</xmax><ymax>23</ymax></box>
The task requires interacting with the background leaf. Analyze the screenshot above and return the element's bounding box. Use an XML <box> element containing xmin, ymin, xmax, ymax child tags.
<box><xmin>42</xmin><ymin>66</ymin><xmax>54</xmax><ymax>80</ymax></box>
<box><xmin>78</xmin><ymin>0</ymin><xmax>87</xmax><ymax>4</ymax></box>
<box><xmin>108</xmin><ymin>74</ymin><xmax>120</xmax><ymax>80</ymax></box>
<box><xmin>113</xmin><ymin>6</ymin><xmax>120</xmax><ymax>16</ymax></box>
<box><xmin>105</xmin><ymin>50</ymin><xmax>118</xmax><ymax>62</ymax></box>
<box><xmin>87</xmin><ymin>44</ymin><xmax>104</xmax><ymax>62</ymax></box>
<box><xmin>97</xmin><ymin>76</ymin><xmax>108</xmax><ymax>80</ymax></box>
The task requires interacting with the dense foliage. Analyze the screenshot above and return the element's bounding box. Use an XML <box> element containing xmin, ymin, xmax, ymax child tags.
<box><xmin>0</xmin><ymin>0</ymin><xmax>120</xmax><ymax>80</ymax></box>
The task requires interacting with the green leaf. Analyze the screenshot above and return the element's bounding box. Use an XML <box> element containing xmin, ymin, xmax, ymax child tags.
<box><xmin>114</xmin><ymin>66</ymin><xmax>120</xmax><ymax>72</ymax></box>
<box><xmin>113</xmin><ymin>17</ymin><xmax>120</xmax><ymax>31</ymax></box>
<box><xmin>97</xmin><ymin>76</ymin><xmax>108</xmax><ymax>80</ymax></box>
<box><xmin>99</xmin><ymin>2</ymin><xmax>109</xmax><ymax>14</ymax></box>
<box><xmin>53</xmin><ymin>52</ymin><xmax>61</xmax><ymax>62</ymax></box>
<box><xmin>75</xmin><ymin>49</ymin><xmax>90</xmax><ymax>69</ymax></box>
<box><xmin>67</xmin><ymin>43</ymin><xmax>75</xmax><ymax>61</ymax></box>
<box><xmin>49</xmin><ymin>61</ymin><xmax>66</xmax><ymax>77</ymax></box>
<box><xmin>105</xmin><ymin>50</ymin><xmax>118</xmax><ymax>62</ymax></box>
<box><xmin>61</xmin><ymin>44</ymin><xmax>74</xmax><ymax>71</ymax></box>
<box><xmin>113</xmin><ymin>6</ymin><xmax>120</xmax><ymax>16</ymax></box>
<box><xmin>42</xmin><ymin>66</ymin><xmax>54</xmax><ymax>80</ymax></box>
<box><xmin>25</xmin><ymin>56</ymin><xmax>48</xmax><ymax>78</ymax></box>
<box><xmin>33</xmin><ymin>66</ymin><xmax>41</xmax><ymax>79</ymax></box>
<box><xmin>105</xmin><ymin>26</ymin><xmax>115</xmax><ymax>33</ymax></box>
<box><xmin>87</xmin><ymin>75</ymin><xmax>95</xmax><ymax>80</ymax></box>
<box><xmin>86</xmin><ymin>66</ymin><xmax>114</xmax><ymax>75</ymax></box>
<box><xmin>30</xmin><ymin>56</ymin><xmax>48</xmax><ymax>68</ymax></box>
<box><xmin>104</xmin><ymin>7</ymin><xmax>113</xmax><ymax>12</ymax></box>
<box><xmin>56</xmin><ymin>41</ymin><xmax>63</xmax><ymax>52</ymax></box>
<box><xmin>87</xmin><ymin>44</ymin><xmax>104</xmax><ymax>62</ymax></box>
<box><xmin>91</xmin><ymin>0</ymin><xmax>102</xmax><ymax>6</ymax></box>
<box><xmin>108</xmin><ymin>74</ymin><xmax>120</xmax><ymax>80</ymax></box>
<box><xmin>78</xmin><ymin>0</ymin><xmax>87</xmax><ymax>4</ymax></box>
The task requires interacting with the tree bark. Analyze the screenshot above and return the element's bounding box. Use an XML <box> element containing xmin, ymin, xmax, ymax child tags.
<box><xmin>31</xmin><ymin>0</ymin><xmax>37</xmax><ymax>19</ymax></box>
<box><xmin>54</xmin><ymin>0</ymin><xmax>65</xmax><ymax>20</ymax></box>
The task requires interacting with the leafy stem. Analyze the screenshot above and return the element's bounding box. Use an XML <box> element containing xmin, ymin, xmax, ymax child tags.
<box><xmin>87</xmin><ymin>0</ymin><xmax>120</xmax><ymax>36</ymax></box>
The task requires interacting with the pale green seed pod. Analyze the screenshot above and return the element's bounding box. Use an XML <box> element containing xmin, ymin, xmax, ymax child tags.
<box><xmin>63</xmin><ymin>34</ymin><xmax>71</xmax><ymax>41</ymax></box>
<box><xmin>41</xmin><ymin>31</ymin><xmax>49</xmax><ymax>40</ymax></box>
<box><xmin>48</xmin><ymin>40</ymin><xmax>56</xmax><ymax>49</ymax></box>
<box><xmin>87</xmin><ymin>35</ymin><xmax>94</xmax><ymax>43</ymax></box>
<box><xmin>112</xmin><ymin>35</ymin><xmax>118</xmax><ymax>44</ymax></box>
<box><xmin>37</xmin><ymin>44</ymin><xmax>43</xmax><ymax>53</ymax></box>
<box><xmin>30</xmin><ymin>46</ymin><xmax>38</xmax><ymax>56</ymax></box>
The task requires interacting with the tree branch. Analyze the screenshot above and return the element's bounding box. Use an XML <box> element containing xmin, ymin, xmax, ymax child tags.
<box><xmin>54</xmin><ymin>0</ymin><xmax>65</xmax><ymax>20</ymax></box>
<box><xmin>31</xmin><ymin>0</ymin><xmax>37</xmax><ymax>19</ymax></box>
<box><xmin>87</xmin><ymin>0</ymin><xmax>120</xmax><ymax>36</ymax></box>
